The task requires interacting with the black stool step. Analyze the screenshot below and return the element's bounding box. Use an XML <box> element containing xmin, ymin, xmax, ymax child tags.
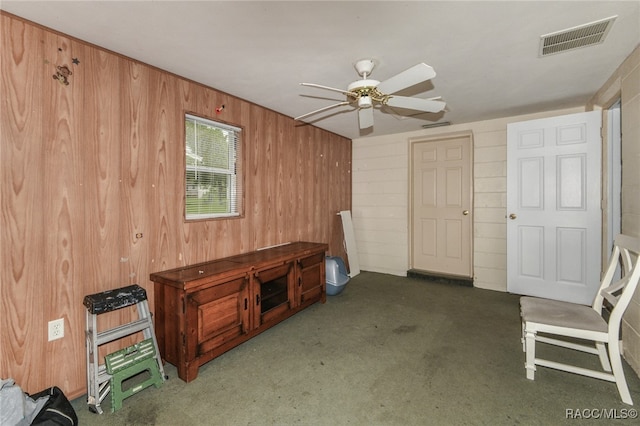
<box><xmin>83</xmin><ymin>284</ymin><xmax>147</xmax><ymax>315</ymax></box>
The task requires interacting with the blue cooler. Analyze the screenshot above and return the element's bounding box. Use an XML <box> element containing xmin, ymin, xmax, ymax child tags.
<box><xmin>326</xmin><ymin>256</ymin><xmax>350</xmax><ymax>296</ymax></box>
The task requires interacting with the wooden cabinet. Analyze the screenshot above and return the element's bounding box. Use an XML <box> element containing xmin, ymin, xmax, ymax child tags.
<box><xmin>150</xmin><ymin>242</ymin><xmax>327</xmax><ymax>382</ymax></box>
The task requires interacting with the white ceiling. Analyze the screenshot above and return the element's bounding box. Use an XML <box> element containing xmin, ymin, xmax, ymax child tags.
<box><xmin>2</xmin><ymin>1</ymin><xmax>639</xmax><ymax>140</ymax></box>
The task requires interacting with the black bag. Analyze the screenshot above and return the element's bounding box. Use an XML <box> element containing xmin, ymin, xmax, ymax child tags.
<box><xmin>29</xmin><ymin>386</ymin><xmax>78</xmax><ymax>426</ymax></box>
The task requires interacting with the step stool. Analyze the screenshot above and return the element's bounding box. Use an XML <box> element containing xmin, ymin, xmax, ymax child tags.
<box><xmin>84</xmin><ymin>284</ymin><xmax>166</xmax><ymax>414</ymax></box>
<box><xmin>105</xmin><ymin>338</ymin><xmax>164</xmax><ymax>412</ymax></box>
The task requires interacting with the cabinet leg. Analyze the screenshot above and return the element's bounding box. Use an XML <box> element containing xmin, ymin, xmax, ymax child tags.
<box><xmin>177</xmin><ymin>362</ymin><xmax>199</xmax><ymax>383</ymax></box>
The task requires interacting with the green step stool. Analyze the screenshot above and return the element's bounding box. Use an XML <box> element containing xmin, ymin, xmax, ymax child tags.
<box><xmin>105</xmin><ymin>338</ymin><xmax>164</xmax><ymax>412</ymax></box>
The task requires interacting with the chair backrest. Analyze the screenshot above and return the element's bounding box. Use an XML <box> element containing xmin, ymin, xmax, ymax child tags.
<box><xmin>592</xmin><ymin>234</ymin><xmax>640</xmax><ymax>333</ymax></box>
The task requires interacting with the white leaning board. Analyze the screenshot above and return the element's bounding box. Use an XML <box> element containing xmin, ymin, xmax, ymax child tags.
<box><xmin>339</xmin><ymin>210</ymin><xmax>360</xmax><ymax>277</ymax></box>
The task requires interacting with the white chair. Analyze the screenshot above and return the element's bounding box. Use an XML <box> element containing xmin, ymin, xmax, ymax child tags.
<box><xmin>520</xmin><ymin>234</ymin><xmax>640</xmax><ymax>405</ymax></box>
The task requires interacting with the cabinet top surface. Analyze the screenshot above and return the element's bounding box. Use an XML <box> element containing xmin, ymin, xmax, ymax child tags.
<box><xmin>150</xmin><ymin>241</ymin><xmax>327</xmax><ymax>287</ymax></box>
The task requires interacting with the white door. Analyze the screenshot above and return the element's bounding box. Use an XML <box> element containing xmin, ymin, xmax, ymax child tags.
<box><xmin>507</xmin><ymin>111</ymin><xmax>601</xmax><ymax>305</ymax></box>
<box><xmin>411</xmin><ymin>135</ymin><xmax>473</xmax><ymax>277</ymax></box>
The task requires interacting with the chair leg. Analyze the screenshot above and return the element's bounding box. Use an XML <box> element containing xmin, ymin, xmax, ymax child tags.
<box><xmin>521</xmin><ymin>321</ymin><xmax>526</xmax><ymax>352</ymax></box>
<box><xmin>608</xmin><ymin>338</ymin><xmax>633</xmax><ymax>405</ymax></box>
<box><xmin>595</xmin><ymin>342</ymin><xmax>612</xmax><ymax>372</ymax></box>
<box><xmin>524</xmin><ymin>327</ymin><xmax>536</xmax><ymax>380</ymax></box>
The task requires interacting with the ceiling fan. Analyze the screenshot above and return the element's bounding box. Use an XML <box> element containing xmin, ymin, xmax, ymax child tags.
<box><xmin>295</xmin><ymin>59</ymin><xmax>446</xmax><ymax>130</ymax></box>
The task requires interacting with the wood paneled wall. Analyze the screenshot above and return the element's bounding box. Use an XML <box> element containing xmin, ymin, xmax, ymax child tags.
<box><xmin>0</xmin><ymin>13</ymin><xmax>351</xmax><ymax>398</ymax></box>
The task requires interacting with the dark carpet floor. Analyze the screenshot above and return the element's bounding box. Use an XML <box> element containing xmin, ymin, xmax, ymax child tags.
<box><xmin>71</xmin><ymin>271</ymin><xmax>640</xmax><ymax>425</ymax></box>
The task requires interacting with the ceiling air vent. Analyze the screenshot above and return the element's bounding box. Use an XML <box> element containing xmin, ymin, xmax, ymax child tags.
<box><xmin>539</xmin><ymin>15</ymin><xmax>617</xmax><ymax>57</ymax></box>
<box><xmin>422</xmin><ymin>121</ymin><xmax>451</xmax><ymax>129</ymax></box>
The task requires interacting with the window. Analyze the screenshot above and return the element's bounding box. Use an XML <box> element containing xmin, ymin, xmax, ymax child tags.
<box><xmin>185</xmin><ymin>114</ymin><xmax>242</xmax><ymax>220</ymax></box>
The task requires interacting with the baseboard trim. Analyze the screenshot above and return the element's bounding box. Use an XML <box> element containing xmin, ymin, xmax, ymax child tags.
<box><xmin>406</xmin><ymin>269</ymin><xmax>473</xmax><ymax>287</ymax></box>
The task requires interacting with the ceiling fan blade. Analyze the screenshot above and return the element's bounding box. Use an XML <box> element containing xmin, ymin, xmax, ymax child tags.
<box><xmin>300</xmin><ymin>83</ymin><xmax>356</xmax><ymax>97</ymax></box>
<box><xmin>385</xmin><ymin>96</ymin><xmax>446</xmax><ymax>113</ymax></box>
<box><xmin>294</xmin><ymin>101</ymin><xmax>351</xmax><ymax>121</ymax></box>
<box><xmin>376</xmin><ymin>63</ymin><xmax>436</xmax><ymax>95</ymax></box>
<box><xmin>358</xmin><ymin>107</ymin><xmax>374</xmax><ymax>129</ymax></box>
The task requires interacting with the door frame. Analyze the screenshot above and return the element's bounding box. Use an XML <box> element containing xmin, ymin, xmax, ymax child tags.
<box><xmin>604</xmin><ymin>100</ymin><xmax>622</xmax><ymax>277</ymax></box>
<box><xmin>408</xmin><ymin>131</ymin><xmax>474</xmax><ymax>276</ymax></box>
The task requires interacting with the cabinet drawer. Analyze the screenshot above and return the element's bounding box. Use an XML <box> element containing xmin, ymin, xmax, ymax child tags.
<box><xmin>299</xmin><ymin>252</ymin><xmax>324</xmax><ymax>269</ymax></box>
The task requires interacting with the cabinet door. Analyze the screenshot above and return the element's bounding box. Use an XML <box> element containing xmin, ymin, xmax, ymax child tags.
<box><xmin>297</xmin><ymin>253</ymin><xmax>325</xmax><ymax>305</ymax></box>
<box><xmin>253</xmin><ymin>262</ymin><xmax>294</xmax><ymax>327</ymax></box>
<box><xmin>187</xmin><ymin>275</ymin><xmax>250</xmax><ymax>356</ymax></box>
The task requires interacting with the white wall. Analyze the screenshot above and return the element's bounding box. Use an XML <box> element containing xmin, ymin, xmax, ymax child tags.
<box><xmin>351</xmin><ymin>134</ymin><xmax>411</xmax><ymax>276</ymax></box>
<box><xmin>351</xmin><ymin>107</ymin><xmax>583</xmax><ymax>291</ymax></box>
<box><xmin>589</xmin><ymin>45</ymin><xmax>640</xmax><ymax>376</ymax></box>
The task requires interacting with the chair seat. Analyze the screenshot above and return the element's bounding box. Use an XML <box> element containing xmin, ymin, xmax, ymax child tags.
<box><xmin>520</xmin><ymin>296</ymin><xmax>608</xmax><ymax>333</ymax></box>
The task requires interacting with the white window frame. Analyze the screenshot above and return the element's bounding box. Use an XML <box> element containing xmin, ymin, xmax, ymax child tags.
<box><xmin>185</xmin><ymin>113</ymin><xmax>242</xmax><ymax>220</ymax></box>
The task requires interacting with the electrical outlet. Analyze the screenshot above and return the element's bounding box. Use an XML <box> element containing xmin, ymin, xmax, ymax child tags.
<box><xmin>48</xmin><ymin>318</ymin><xmax>64</xmax><ymax>341</ymax></box>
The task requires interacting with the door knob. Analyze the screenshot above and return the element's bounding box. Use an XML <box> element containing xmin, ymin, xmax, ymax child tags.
<box><xmin>463</xmin><ymin>210</ymin><xmax>469</xmax><ymax>216</ymax></box>
<box><xmin>509</xmin><ymin>213</ymin><xmax>517</xmax><ymax>220</ymax></box>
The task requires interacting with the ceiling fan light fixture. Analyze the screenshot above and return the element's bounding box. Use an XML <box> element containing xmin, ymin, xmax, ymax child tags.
<box><xmin>358</xmin><ymin>96</ymin><xmax>373</xmax><ymax>109</ymax></box>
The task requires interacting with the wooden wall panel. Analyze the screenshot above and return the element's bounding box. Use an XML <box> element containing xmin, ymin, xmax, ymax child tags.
<box><xmin>282</xmin><ymin>116</ymin><xmax>298</xmax><ymax>244</ymax></box>
<box><xmin>41</xmin><ymin>33</ymin><xmax>87</xmax><ymax>392</ymax></box>
<box><xmin>250</xmin><ymin>105</ymin><xmax>275</xmax><ymax>249</ymax></box>
<box><xmin>177</xmin><ymin>80</ymin><xmax>199</xmax><ymax>267</ymax></box>
<box><xmin>317</xmin><ymin>128</ymin><xmax>330</xmax><ymax>244</ymax></box>
<box><xmin>311</xmin><ymin>128</ymin><xmax>324</xmax><ymax>240</ymax></box>
<box><xmin>295</xmin><ymin>126</ymin><xmax>311</xmax><ymax>241</ymax></box>
<box><xmin>0</xmin><ymin>16</ymin><xmax>45</xmax><ymax>390</ymax></box>
<box><xmin>121</xmin><ymin>61</ymin><xmax>150</xmax><ymax>291</ymax></box>
<box><xmin>1</xmin><ymin>12</ymin><xmax>351</xmax><ymax>398</ymax></box>
<box><xmin>149</xmin><ymin>69</ymin><xmax>182</xmax><ymax>273</ymax></box>
<box><xmin>327</xmin><ymin>132</ymin><xmax>352</xmax><ymax>259</ymax></box>
<box><xmin>275</xmin><ymin>114</ymin><xmax>287</xmax><ymax>244</ymax></box>
<box><xmin>83</xmin><ymin>40</ymin><xmax>122</xmax><ymax>293</ymax></box>
<box><xmin>82</xmin><ymin>43</ymin><xmax>128</xmax><ymax>368</ymax></box>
